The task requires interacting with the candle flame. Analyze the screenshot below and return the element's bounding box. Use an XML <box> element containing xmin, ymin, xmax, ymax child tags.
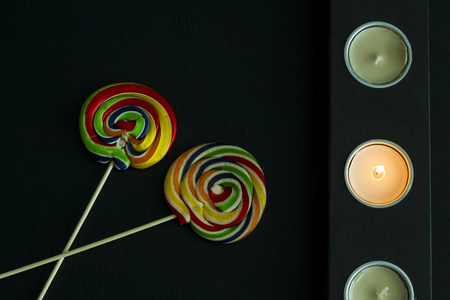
<box><xmin>376</xmin><ymin>165</ymin><xmax>385</xmax><ymax>174</ymax></box>
<box><xmin>371</xmin><ymin>165</ymin><xmax>386</xmax><ymax>180</ymax></box>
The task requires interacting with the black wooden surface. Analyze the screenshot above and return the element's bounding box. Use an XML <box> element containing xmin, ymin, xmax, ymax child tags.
<box><xmin>0</xmin><ymin>1</ymin><xmax>328</xmax><ymax>299</ymax></box>
<box><xmin>0</xmin><ymin>1</ymin><xmax>448</xmax><ymax>299</ymax></box>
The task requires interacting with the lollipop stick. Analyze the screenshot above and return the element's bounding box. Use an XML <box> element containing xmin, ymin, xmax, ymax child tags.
<box><xmin>37</xmin><ymin>161</ymin><xmax>114</xmax><ymax>299</ymax></box>
<box><xmin>0</xmin><ymin>214</ymin><xmax>177</xmax><ymax>280</ymax></box>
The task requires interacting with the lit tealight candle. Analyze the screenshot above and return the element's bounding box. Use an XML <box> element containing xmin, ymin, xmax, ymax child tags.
<box><xmin>344</xmin><ymin>261</ymin><xmax>414</xmax><ymax>300</ymax></box>
<box><xmin>344</xmin><ymin>22</ymin><xmax>412</xmax><ymax>88</ymax></box>
<box><xmin>345</xmin><ymin>140</ymin><xmax>413</xmax><ymax>208</ymax></box>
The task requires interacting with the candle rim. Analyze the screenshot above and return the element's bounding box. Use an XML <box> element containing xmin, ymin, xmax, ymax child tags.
<box><xmin>344</xmin><ymin>139</ymin><xmax>414</xmax><ymax>208</ymax></box>
<box><xmin>344</xmin><ymin>21</ymin><xmax>413</xmax><ymax>88</ymax></box>
<box><xmin>343</xmin><ymin>260</ymin><xmax>414</xmax><ymax>300</ymax></box>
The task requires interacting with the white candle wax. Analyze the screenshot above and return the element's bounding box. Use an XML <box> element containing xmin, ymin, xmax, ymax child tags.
<box><xmin>345</xmin><ymin>262</ymin><xmax>414</xmax><ymax>300</ymax></box>
<box><xmin>345</xmin><ymin>22</ymin><xmax>412</xmax><ymax>88</ymax></box>
<box><xmin>345</xmin><ymin>140</ymin><xmax>413</xmax><ymax>208</ymax></box>
<box><xmin>348</xmin><ymin>266</ymin><xmax>409</xmax><ymax>300</ymax></box>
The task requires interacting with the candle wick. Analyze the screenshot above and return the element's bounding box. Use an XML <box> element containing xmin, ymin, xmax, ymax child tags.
<box><xmin>374</xmin><ymin>55</ymin><xmax>382</xmax><ymax>66</ymax></box>
<box><xmin>377</xmin><ymin>287</ymin><xmax>389</xmax><ymax>299</ymax></box>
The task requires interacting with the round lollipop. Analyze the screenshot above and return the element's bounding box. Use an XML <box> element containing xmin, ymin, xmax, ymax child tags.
<box><xmin>38</xmin><ymin>83</ymin><xmax>176</xmax><ymax>299</ymax></box>
<box><xmin>165</xmin><ymin>142</ymin><xmax>266</xmax><ymax>243</ymax></box>
<box><xmin>0</xmin><ymin>143</ymin><xmax>266</xmax><ymax>282</ymax></box>
<box><xmin>80</xmin><ymin>82</ymin><xmax>177</xmax><ymax>170</ymax></box>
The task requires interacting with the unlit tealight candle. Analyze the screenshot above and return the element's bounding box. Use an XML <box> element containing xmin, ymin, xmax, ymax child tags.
<box><xmin>345</xmin><ymin>261</ymin><xmax>414</xmax><ymax>300</ymax></box>
<box><xmin>344</xmin><ymin>22</ymin><xmax>412</xmax><ymax>88</ymax></box>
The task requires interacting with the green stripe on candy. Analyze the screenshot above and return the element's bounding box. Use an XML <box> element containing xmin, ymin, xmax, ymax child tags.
<box><xmin>205</xmin><ymin>147</ymin><xmax>257</xmax><ymax>162</ymax></box>
<box><xmin>111</xmin><ymin>110</ymin><xmax>147</xmax><ymax>138</ymax></box>
<box><xmin>217</xmin><ymin>165</ymin><xmax>253</xmax><ymax>198</ymax></box>
<box><xmin>215</xmin><ymin>181</ymin><xmax>240</xmax><ymax>212</ymax></box>
<box><xmin>93</xmin><ymin>95</ymin><xmax>136</xmax><ymax>139</ymax></box>
<box><xmin>79</xmin><ymin>96</ymin><xmax>130</xmax><ymax>168</ymax></box>
<box><xmin>191</xmin><ymin>223</ymin><xmax>238</xmax><ymax>240</ymax></box>
<box><xmin>84</xmin><ymin>136</ymin><xmax>130</xmax><ymax>167</ymax></box>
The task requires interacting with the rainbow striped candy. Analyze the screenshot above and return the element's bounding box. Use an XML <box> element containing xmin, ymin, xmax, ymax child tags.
<box><xmin>79</xmin><ymin>83</ymin><xmax>176</xmax><ymax>170</ymax></box>
<box><xmin>164</xmin><ymin>143</ymin><xmax>266</xmax><ymax>243</ymax></box>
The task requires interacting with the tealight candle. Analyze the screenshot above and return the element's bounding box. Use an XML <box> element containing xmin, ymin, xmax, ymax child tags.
<box><xmin>344</xmin><ymin>140</ymin><xmax>413</xmax><ymax>208</ymax></box>
<box><xmin>344</xmin><ymin>22</ymin><xmax>412</xmax><ymax>88</ymax></box>
<box><xmin>344</xmin><ymin>261</ymin><xmax>414</xmax><ymax>300</ymax></box>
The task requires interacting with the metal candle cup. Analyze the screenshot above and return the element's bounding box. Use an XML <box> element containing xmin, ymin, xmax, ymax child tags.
<box><xmin>344</xmin><ymin>21</ymin><xmax>412</xmax><ymax>88</ymax></box>
<box><xmin>344</xmin><ymin>261</ymin><xmax>414</xmax><ymax>300</ymax></box>
<box><xmin>345</xmin><ymin>140</ymin><xmax>413</xmax><ymax>208</ymax></box>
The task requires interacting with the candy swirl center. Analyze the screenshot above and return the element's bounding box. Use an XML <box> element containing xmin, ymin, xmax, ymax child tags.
<box><xmin>164</xmin><ymin>143</ymin><xmax>266</xmax><ymax>243</ymax></box>
<box><xmin>80</xmin><ymin>83</ymin><xmax>176</xmax><ymax>170</ymax></box>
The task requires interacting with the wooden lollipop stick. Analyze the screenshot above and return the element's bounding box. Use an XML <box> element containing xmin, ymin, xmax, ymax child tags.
<box><xmin>37</xmin><ymin>161</ymin><xmax>114</xmax><ymax>299</ymax></box>
<box><xmin>0</xmin><ymin>214</ymin><xmax>177</xmax><ymax>280</ymax></box>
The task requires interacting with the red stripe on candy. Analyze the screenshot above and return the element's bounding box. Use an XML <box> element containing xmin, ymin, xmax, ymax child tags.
<box><xmin>224</xmin><ymin>155</ymin><xmax>266</xmax><ymax>187</ymax></box>
<box><xmin>209</xmin><ymin>186</ymin><xmax>233</xmax><ymax>203</ymax></box>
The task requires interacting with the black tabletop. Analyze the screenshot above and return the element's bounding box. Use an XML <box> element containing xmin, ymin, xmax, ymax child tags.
<box><xmin>0</xmin><ymin>1</ymin><xmax>447</xmax><ymax>299</ymax></box>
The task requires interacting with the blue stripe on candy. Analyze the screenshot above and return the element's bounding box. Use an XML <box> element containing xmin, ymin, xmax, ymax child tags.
<box><xmin>182</xmin><ymin>143</ymin><xmax>225</xmax><ymax>178</ymax></box>
<box><xmin>220</xmin><ymin>203</ymin><xmax>254</xmax><ymax>244</ymax></box>
<box><xmin>92</xmin><ymin>153</ymin><xmax>129</xmax><ymax>170</ymax></box>
<box><xmin>97</xmin><ymin>134</ymin><xmax>121</xmax><ymax>144</ymax></box>
<box><xmin>107</xmin><ymin>106</ymin><xmax>150</xmax><ymax>139</ymax></box>
<box><xmin>125</xmin><ymin>141</ymin><xmax>144</xmax><ymax>157</ymax></box>
<box><xmin>195</xmin><ymin>157</ymin><xmax>239</xmax><ymax>183</ymax></box>
<box><xmin>92</xmin><ymin>153</ymin><xmax>110</xmax><ymax>163</ymax></box>
<box><xmin>206</xmin><ymin>171</ymin><xmax>239</xmax><ymax>191</ymax></box>
<box><xmin>113</xmin><ymin>157</ymin><xmax>129</xmax><ymax>170</ymax></box>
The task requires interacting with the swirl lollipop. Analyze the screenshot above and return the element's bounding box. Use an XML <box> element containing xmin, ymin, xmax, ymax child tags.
<box><xmin>0</xmin><ymin>144</ymin><xmax>265</xmax><ymax>283</ymax></box>
<box><xmin>80</xmin><ymin>82</ymin><xmax>176</xmax><ymax>170</ymax></box>
<box><xmin>165</xmin><ymin>143</ymin><xmax>266</xmax><ymax>243</ymax></box>
<box><xmin>38</xmin><ymin>83</ymin><xmax>176</xmax><ymax>299</ymax></box>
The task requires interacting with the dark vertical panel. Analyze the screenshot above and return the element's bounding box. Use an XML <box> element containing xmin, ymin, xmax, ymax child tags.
<box><xmin>430</xmin><ymin>1</ymin><xmax>450</xmax><ymax>299</ymax></box>
<box><xmin>329</xmin><ymin>0</ymin><xmax>431</xmax><ymax>298</ymax></box>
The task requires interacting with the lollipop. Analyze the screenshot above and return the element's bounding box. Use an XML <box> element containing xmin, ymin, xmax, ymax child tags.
<box><xmin>0</xmin><ymin>144</ymin><xmax>266</xmax><ymax>281</ymax></box>
<box><xmin>79</xmin><ymin>82</ymin><xmax>176</xmax><ymax>170</ymax></box>
<box><xmin>164</xmin><ymin>143</ymin><xmax>266</xmax><ymax>243</ymax></box>
<box><xmin>37</xmin><ymin>83</ymin><xmax>176</xmax><ymax>299</ymax></box>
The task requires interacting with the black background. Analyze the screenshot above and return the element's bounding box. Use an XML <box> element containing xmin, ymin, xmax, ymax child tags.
<box><xmin>0</xmin><ymin>1</ymin><xmax>447</xmax><ymax>299</ymax></box>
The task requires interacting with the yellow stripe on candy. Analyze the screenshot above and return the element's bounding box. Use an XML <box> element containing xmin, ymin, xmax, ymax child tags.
<box><xmin>164</xmin><ymin>151</ymin><xmax>193</xmax><ymax>223</ymax></box>
<box><xmin>127</xmin><ymin>93</ymin><xmax>173</xmax><ymax>169</ymax></box>
<box><xmin>180</xmin><ymin>159</ymin><xmax>248</xmax><ymax>226</ymax></box>
<box><xmin>129</xmin><ymin>111</ymin><xmax>157</xmax><ymax>152</ymax></box>
<box><xmin>180</xmin><ymin>177</ymin><xmax>205</xmax><ymax>220</ymax></box>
